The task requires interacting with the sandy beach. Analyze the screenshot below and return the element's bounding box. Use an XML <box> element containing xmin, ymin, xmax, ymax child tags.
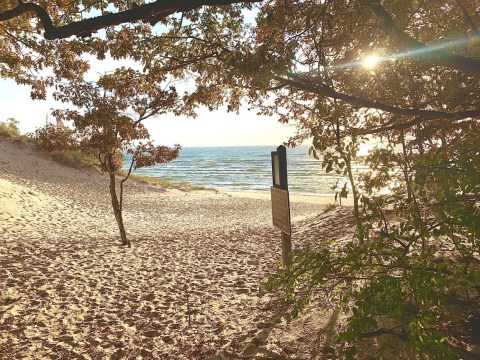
<box><xmin>0</xmin><ymin>135</ymin><xmax>355</xmax><ymax>359</ymax></box>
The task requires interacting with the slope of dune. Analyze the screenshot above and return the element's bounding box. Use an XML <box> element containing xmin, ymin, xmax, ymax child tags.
<box><xmin>0</xmin><ymin>135</ymin><xmax>357</xmax><ymax>359</ymax></box>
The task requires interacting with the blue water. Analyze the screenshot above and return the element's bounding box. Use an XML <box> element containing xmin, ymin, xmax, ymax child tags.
<box><xmin>123</xmin><ymin>145</ymin><xmax>349</xmax><ymax>195</ymax></box>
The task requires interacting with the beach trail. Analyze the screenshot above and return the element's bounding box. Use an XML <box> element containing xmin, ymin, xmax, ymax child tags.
<box><xmin>0</xmin><ymin>135</ymin><xmax>354</xmax><ymax>359</ymax></box>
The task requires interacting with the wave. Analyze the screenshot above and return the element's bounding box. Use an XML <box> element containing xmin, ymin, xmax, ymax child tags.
<box><xmin>123</xmin><ymin>146</ymin><xmax>351</xmax><ymax>194</ymax></box>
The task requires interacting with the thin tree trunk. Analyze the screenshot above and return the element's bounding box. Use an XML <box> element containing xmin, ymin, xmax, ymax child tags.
<box><xmin>334</xmin><ymin>110</ymin><xmax>362</xmax><ymax>243</ymax></box>
<box><xmin>400</xmin><ymin>130</ymin><xmax>412</xmax><ymax>202</ymax></box>
<box><xmin>344</xmin><ymin>156</ymin><xmax>360</xmax><ymax>219</ymax></box>
<box><xmin>416</xmin><ymin>126</ymin><xmax>424</xmax><ymax>155</ymax></box>
<box><xmin>107</xmin><ymin>164</ymin><xmax>130</xmax><ymax>247</ymax></box>
<box><xmin>334</xmin><ymin>114</ymin><xmax>359</xmax><ymax>217</ymax></box>
<box><xmin>342</xmin><ymin>152</ymin><xmax>362</xmax><ymax>243</ymax></box>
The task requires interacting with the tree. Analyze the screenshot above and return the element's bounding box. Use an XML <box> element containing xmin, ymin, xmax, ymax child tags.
<box><xmin>235</xmin><ymin>1</ymin><xmax>480</xmax><ymax>358</ymax></box>
<box><xmin>0</xmin><ymin>0</ymin><xmax>259</xmax><ymax>101</ymax></box>
<box><xmin>33</xmin><ymin>67</ymin><xmax>181</xmax><ymax>247</ymax></box>
<box><xmin>1</xmin><ymin>1</ymin><xmax>256</xmax><ymax>245</ymax></box>
<box><xmin>3</xmin><ymin>0</ymin><xmax>480</xmax><ymax>356</ymax></box>
<box><xmin>0</xmin><ymin>0</ymin><xmax>261</xmax><ymax>40</ymax></box>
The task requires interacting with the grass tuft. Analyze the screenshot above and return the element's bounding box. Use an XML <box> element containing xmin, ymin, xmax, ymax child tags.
<box><xmin>51</xmin><ymin>151</ymin><xmax>98</xmax><ymax>169</ymax></box>
<box><xmin>0</xmin><ymin>119</ymin><xmax>21</xmax><ymax>137</ymax></box>
<box><xmin>35</xmin><ymin>150</ymin><xmax>98</xmax><ymax>169</ymax></box>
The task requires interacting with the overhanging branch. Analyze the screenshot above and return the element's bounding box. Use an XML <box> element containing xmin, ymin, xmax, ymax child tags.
<box><xmin>368</xmin><ymin>1</ymin><xmax>480</xmax><ymax>75</ymax></box>
<box><xmin>0</xmin><ymin>0</ymin><xmax>262</xmax><ymax>40</ymax></box>
<box><xmin>453</xmin><ymin>0</ymin><xmax>480</xmax><ymax>40</ymax></box>
<box><xmin>274</xmin><ymin>73</ymin><xmax>480</xmax><ymax>122</ymax></box>
<box><xmin>353</xmin><ymin>117</ymin><xmax>469</xmax><ymax>136</ymax></box>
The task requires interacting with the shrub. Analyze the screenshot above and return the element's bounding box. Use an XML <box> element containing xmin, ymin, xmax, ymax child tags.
<box><xmin>31</xmin><ymin>123</ymin><xmax>78</xmax><ymax>152</ymax></box>
<box><xmin>0</xmin><ymin>118</ymin><xmax>21</xmax><ymax>137</ymax></box>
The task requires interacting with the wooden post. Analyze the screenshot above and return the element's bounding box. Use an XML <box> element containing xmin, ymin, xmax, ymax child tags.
<box><xmin>282</xmin><ymin>232</ymin><xmax>292</xmax><ymax>267</ymax></box>
<box><xmin>271</xmin><ymin>145</ymin><xmax>292</xmax><ymax>267</ymax></box>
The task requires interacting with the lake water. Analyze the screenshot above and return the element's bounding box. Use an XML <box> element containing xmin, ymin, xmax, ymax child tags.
<box><xmin>123</xmin><ymin>145</ymin><xmax>350</xmax><ymax>195</ymax></box>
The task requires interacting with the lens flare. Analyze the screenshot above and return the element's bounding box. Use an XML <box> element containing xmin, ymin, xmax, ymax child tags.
<box><xmin>328</xmin><ymin>37</ymin><xmax>471</xmax><ymax>72</ymax></box>
<box><xmin>362</xmin><ymin>54</ymin><xmax>380</xmax><ymax>69</ymax></box>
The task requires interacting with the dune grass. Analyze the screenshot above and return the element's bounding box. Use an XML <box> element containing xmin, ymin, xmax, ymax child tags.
<box><xmin>0</xmin><ymin>119</ymin><xmax>30</xmax><ymax>142</ymax></box>
<box><xmin>0</xmin><ymin>119</ymin><xmax>209</xmax><ymax>192</ymax></box>
<box><xmin>40</xmin><ymin>151</ymin><xmax>208</xmax><ymax>192</ymax></box>
<box><xmin>119</xmin><ymin>171</ymin><xmax>212</xmax><ymax>192</ymax></box>
<box><xmin>50</xmin><ymin>150</ymin><xmax>98</xmax><ymax>169</ymax></box>
<box><xmin>40</xmin><ymin>149</ymin><xmax>209</xmax><ymax>192</ymax></box>
<box><xmin>35</xmin><ymin>148</ymin><xmax>209</xmax><ymax>192</ymax></box>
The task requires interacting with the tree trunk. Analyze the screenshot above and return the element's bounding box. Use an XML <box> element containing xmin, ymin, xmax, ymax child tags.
<box><xmin>339</xmin><ymin>153</ymin><xmax>363</xmax><ymax>244</ymax></box>
<box><xmin>344</xmin><ymin>156</ymin><xmax>360</xmax><ymax>219</ymax></box>
<box><xmin>400</xmin><ymin>130</ymin><xmax>413</xmax><ymax>202</ymax></box>
<box><xmin>108</xmin><ymin>171</ymin><xmax>130</xmax><ymax>247</ymax></box>
<box><xmin>334</xmin><ymin>112</ymin><xmax>362</xmax><ymax>242</ymax></box>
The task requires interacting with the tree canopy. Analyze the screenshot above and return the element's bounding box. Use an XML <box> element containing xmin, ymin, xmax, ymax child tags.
<box><xmin>0</xmin><ymin>0</ymin><xmax>261</xmax><ymax>39</ymax></box>
<box><xmin>0</xmin><ymin>0</ymin><xmax>256</xmax><ymax>101</ymax></box>
<box><xmin>2</xmin><ymin>0</ymin><xmax>480</xmax><ymax>358</ymax></box>
<box><xmin>230</xmin><ymin>0</ymin><xmax>480</xmax><ymax>126</ymax></box>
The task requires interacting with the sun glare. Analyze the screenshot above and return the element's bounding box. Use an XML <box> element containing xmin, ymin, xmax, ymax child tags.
<box><xmin>362</xmin><ymin>54</ymin><xmax>380</xmax><ymax>69</ymax></box>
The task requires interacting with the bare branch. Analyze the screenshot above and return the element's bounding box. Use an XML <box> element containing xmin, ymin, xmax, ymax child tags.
<box><xmin>361</xmin><ymin>325</ymin><xmax>408</xmax><ymax>340</ymax></box>
<box><xmin>354</xmin><ymin>117</ymin><xmax>450</xmax><ymax>135</ymax></box>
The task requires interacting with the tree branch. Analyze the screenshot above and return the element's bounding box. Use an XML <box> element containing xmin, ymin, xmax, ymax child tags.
<box><xmin>353</xmin><ymin>116</ymin><xmax>464</xmax><ymax>135</ymax></box>
<box><xmin>120</xmin><ymin>153</ymin><xmax>135</xmax><ymax>210</ymax></box>
<box><xmin>0</xmin><ymin>2</ymin><xmax>54</xmax><ymax>32</ymax></box>
<box><xmin>454</xmin><ymin>0</ymin><xmax>480</xmax><ymax>40</ymax></box>
<box><xmin>361</xmin><ymin>325</ymin><xmax>407</xmax><ymax>340</ymax></box>
<box><xmin>368</xmin><ymin>1</ymin><xmax>480</xmax><ymax>75</ymax></box>
<box><xmin>0</xmin><ymin>0</ymin><xmax>262</xmax><ymax>40</ymax></box>
<box><xmin>275</xmin><ymin>74</ymin><xmax>480</xmax><ymax>121</ymax></box>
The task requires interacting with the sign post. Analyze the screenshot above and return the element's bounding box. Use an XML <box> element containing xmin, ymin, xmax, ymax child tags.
<box><xmin>271</xmin><ymin>145</ymin><xmax>292</xmax><ymax>267</ymax></box>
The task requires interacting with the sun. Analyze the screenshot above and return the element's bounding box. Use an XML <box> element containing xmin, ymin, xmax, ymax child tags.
<box><xmin>362</xmin><ymin>54</ymin><xmax>380</xmax><ymax>69</ymax></box>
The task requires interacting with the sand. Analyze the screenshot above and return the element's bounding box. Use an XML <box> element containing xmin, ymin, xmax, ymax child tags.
<box><xmin>0</xmin><ymin>135</ymin><xmax>355</xmax><ymax>359</ymax></box>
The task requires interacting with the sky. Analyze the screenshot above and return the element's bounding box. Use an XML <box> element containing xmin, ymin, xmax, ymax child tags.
<box><xmin>0</xmin><ymin>77</ymin><xmax>298</xmax><ymax>147</ymax></box>
<box><xmin>0</xmin><ymin>6</ymin><xmax>301</xmax><ymax>148</ymax></box>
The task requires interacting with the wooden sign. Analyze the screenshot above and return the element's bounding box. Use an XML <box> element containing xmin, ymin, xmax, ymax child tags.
<box><xmin>271</xmin><ymin>146</ymin><xmax>288</xmax><ymax>190</ymax></box>
<box><xmin>271</xmin><ymin>145</ymin><xmax>292</xmax><ymax>266</ymax></box>
<box><xmin>272</xmin><ymin>153</ymin><xmax>281</xmax><ymax>187</ymax></box>
<box><xmin>271</xmin><ymin>187</ymin><xmax>291</xmax><ymax>235</ymax></box>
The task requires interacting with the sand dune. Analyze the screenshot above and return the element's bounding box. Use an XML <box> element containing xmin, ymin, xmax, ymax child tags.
<box><xmin>0</xmin><ymin>135</ymin><xmax>354</xmax><ymax>359</ymax></box>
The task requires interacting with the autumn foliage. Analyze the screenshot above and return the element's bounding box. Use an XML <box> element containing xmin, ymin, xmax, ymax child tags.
<box><xmin>33</xmin><ymin>68</ymin><xmax>181</xmax><ymax>247</ymax></box>
<box><xmin>248</xmin><ymin>1</ymin><xmax>480</xmax><ymax>358</ymax></box>
<box><xmin>32</xmin><ymin>123</ymin><xmax>77</xmax><ymax>153</ymax></box>
<box><xmin>3</xmin><ymin>0</ymin><xmax>480</xmax><ymax>357</ymax></box>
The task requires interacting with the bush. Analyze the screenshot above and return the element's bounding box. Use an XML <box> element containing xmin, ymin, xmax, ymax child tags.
<box><xmin>267</xmin><ymin>122</ymin><xmax>480</xmax><ymax>359</ymax></box>
<box><xmin>0</xmin><ymin>118</ymin><xmax>21</xmax><ymax>137</ymax></box>
<box><xmin>31</xmin><ymin>123</ymin><xmax>78</xmax><ymax>152</ymax></box>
